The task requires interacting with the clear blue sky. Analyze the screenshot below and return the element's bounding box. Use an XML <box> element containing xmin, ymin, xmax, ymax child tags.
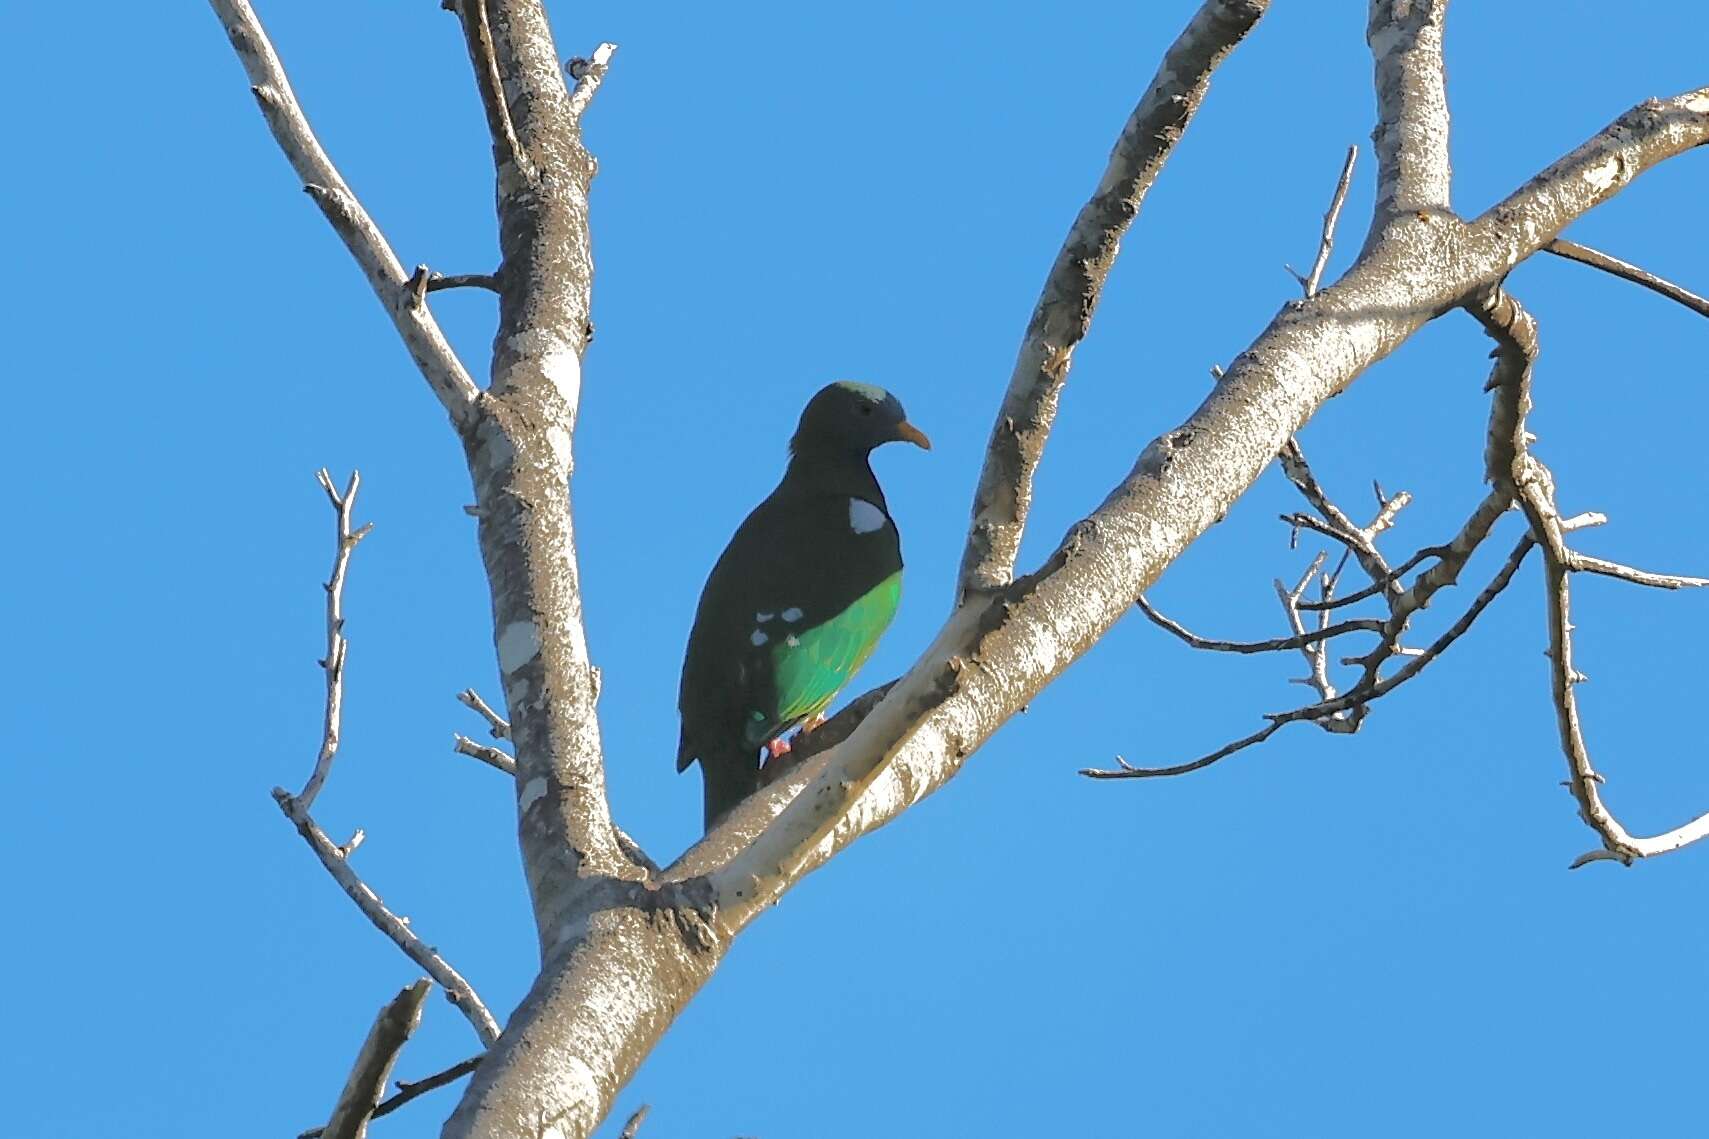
<box><xmin>4</xmin><ymin>2</ymin><xmax>1707</xmax><ymax>1136</ymax></box>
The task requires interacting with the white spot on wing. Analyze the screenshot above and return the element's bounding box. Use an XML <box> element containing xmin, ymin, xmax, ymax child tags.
<box><xmin>849</xmin><ymin>498</ymin><xmax>886</xmax><ymax>534</ymax></box>
<box><xmin>786</xmin><ymin>634</ymin><xmax>800</xmax><ymax>647</ymax></box>
<box><xmin>756</xmin><ymin>611</ymin><xmax>775</xmax><ymax>622</ymax></box>
<box><xmin>497</xmin><ymin>621</ymin><xmax>541</xmax><ymax>674</ymax></box>
<box><xmin>751</xmin><ymin>630</ymin><xmax>768</xmax><ymax>646</ymax></box>
<box><xmin>782</xmin><ymin>607</ymin><xmax>804</xmax><ymax>622</ymax></box>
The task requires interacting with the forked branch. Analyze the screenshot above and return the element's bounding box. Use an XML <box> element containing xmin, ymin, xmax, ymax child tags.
<box><xmin>1474</xmin><ymin>286</ymin><xmax>1709</xmax><ymax>868</ymax></box>
<box><xmin>272</xmin><ymin>472</ymin><xmax>500</xmax><ymax>1045</ymax></box>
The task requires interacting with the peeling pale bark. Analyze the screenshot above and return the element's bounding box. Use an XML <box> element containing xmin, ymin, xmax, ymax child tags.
<box><xmin>210</xmin><ymin>0</ymin><xmax>1709</xmax><ymax>1133</ymax></box>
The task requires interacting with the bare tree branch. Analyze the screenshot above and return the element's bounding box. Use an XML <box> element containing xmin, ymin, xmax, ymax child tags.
<box><xmin>958</xmin><ymin>0</ymin><xmax>1271</xmax><ymax>598</ymax></box>
<box><xmin>272</xmin><ymin>794</ymin><xmax>502</xmax><ymax>1044</ymax></box>
<box><xmin>1276</xmin><ymin>553</ymin><xmax>1341</xmax><ymax>707</ymax></box>
<box><xmin>1473</xmin><ymin>90</ymin><xmax>1709</xmax><ymax>260</ymax></box>
<box><xmin>617</xmin><ymin>1104</ymin><xmax>651</xmax><ymax>1139</ymax></box>
<box><xmin>270</xmin><ymin>472</ymin><xmax>501</xmax><ymax>1045</ymax></box>
<box><xmin>208</xmin><ymin>0</ymin><xmax>481</xmax><ymax>425</ymax></box>
<box><xmin>1296</xmin><ymin>144</ymin><xmax>1359</xmax><ymax>295</ymax></box>
<box><xmin>1366</xmin><ymin>0</ymin><xmax>1452</xmax><ymax>229</ymax></box>
<box><xmin>1474</xmin><ymin>286</ymin><xmax>1709</xmax><ymax>868</ymax></box>
<box><xmin>295</xmin><ymin>470</ymin><xmax>371</xmax><ymax>812</ymax></box>
<box><xmin>1087</xmin><ymin>532</ymin><xmax>1538</xmax><ymax>779</ymax></box>
<box><xmin>1545</xmin><ymin>237</ymin><xmax>1709</xmax><ymax>319</ymax></box>
<box><xmin>457</xmin><ymin>688</ymin><xmax>511</xmax><ymax>740</ymax></box>
<box><xmin>1278</xmin><ymin>440</ymin><xmax>1400</xmax><ymax>591</ymax></box>
<box><xmin>1566</xmin><ymin>552</ymin><xmax>1709</xmax><ymax>590</ymax></box>
<box><xmin>1098</xmin><ymin>303</ymin><xmax>1547</xmax><ymax>781</ymax></box>
<box><xmin>1135</xmin><ymin>594</ymin><xmax>1382</xmax><ymax>653</ymax></box>
<box><xmin>301</xmin><ymin>1054</ymin><xmax>484</xmax><ymax>1139</ymax></box>
<box><xmin>407</xmin><ymin>266</ymin><xmax>502</xmax><ymax>296</ymax></box>
<box><xmin>1084</xmin><ymin>722</ymin><xmax>1286</xmax><ymax>781</ymax></box>
<box><xmin>566</xmin><ymin>42</ymin><xmax>618</xmax><ymax>122</ymax></box>
<box><xmin>454</xmin><ymin>734</ymin><xmax>518</xmax><ymax>775</ymax></box>
<box><xmin>316</xmin><ymin>980</ymin><xmax>431</xmax><ymax>1139</ymax></box>
<box><xmin>1295</xmin><ymin>546</ymin><xmax>1447</xmax><ymax>611</ymax></box>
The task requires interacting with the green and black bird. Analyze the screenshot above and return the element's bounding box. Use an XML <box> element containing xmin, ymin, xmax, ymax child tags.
<box><xmin>677</xmin><ymin>381</ymin><xmax>930</xmax><ymax>830</ymax></box>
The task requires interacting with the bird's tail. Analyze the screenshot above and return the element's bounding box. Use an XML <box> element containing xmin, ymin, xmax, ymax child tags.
<box><xmin>683</xmin><ymin>740</ymin><xmax>761</xmax><ymax>833</ymax></box>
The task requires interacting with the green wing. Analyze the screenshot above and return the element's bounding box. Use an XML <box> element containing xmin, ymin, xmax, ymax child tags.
<box><xmin>750</xmin><ymin>570</ymin><xmax>901</xmax><ymax>744</ymax></box>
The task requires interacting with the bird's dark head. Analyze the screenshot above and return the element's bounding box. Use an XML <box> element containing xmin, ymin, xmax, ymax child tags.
<box><xmin>789</xmin><ymin>381</ymin><xmax>931</xmax><ymax>459</ymax></box>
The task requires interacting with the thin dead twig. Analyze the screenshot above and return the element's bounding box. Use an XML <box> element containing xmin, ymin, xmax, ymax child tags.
<box><xmin>1088</xmin><ymin>533</ymin><xmax>1536</xmax><ymax>780</ymax></box>
<box><xmin>404</xmin><ymin>265</ymin><xmax>501</xmax><ymax>306</ymax></box>
<box><xmin>274</xmin><ymin>474</ymin><xmax>501</xmax><ymax>1044</ymax></box>
<box><xmin>453</xmin><ymin>734</ymin><xmax>517</xmax><ymax>775</ymax></box>
<box><xmin>1290</xmin><ymin>144</ymin><xmax>1358</xmax><ymax>296</ymax></box>
<box><xmin>1473</xmin><ymin>285</ymin><xmax>1709</xmax><ymax>868</ymax></box>
<box><xmin>1566</xmin><ymin>552</ymin><xmax>1709</xmax><ymax>591</ymax></box>
<box><xmin>617</xmin><ymin>1104</ymin><xmax>652</xmax><ymax>1138</ymax></box>
<box><xmin>1545</xmin><ymin>237</ymin><xmax>1709</xmax><ymax>320</ymax></box>
<box><xmin>273</xmin><ymin>793</ymin><xmax>501</xmax><ymax>1043</ymax></box>
<box><xmin>1297</xmin><ymin>547</ymin><xmax>1447</xmax><ymax>611</ymax></box>
<box><xmin>1135</xmin><ymin>595</ymin><xmax>1381</xmax><ymax>654</ymax></box>
<box><xmin>1109</xmin><ymin>342</ymin><xmax>1535</xmax><ymax>782</ymax></box>
<box><xmin>1278</xmin><ymin>440</ymin><xmax>1399</xmax><ymax>589</ymax></box>
<box><xmin>301</xmin><ymin>1054</ymin><xmax>484</xmax><ymax>1139</ymax></box>
<box><xmin>1084</xmin><ymin>722</ymin><xmax>1284</xmax><ymax>781</ymax></box>
<box><xmin>458</xmin><ymin>688</ymin><xmax>511</xmax><ymax>739</ymax></box>
<box><xmin>297</xmin><ymin>469</ymin><xmax>371</xmax><ymax>811</ymax></box>
<box><xmin>1275</xmin><ymin>552</ymin><xmax>1341</xmax><ymax>708</ymax></box>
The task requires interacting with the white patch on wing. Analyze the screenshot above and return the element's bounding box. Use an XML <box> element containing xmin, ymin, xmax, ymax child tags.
<box><xmin>849</xmin><ymin>498</ymin><xmax>887</xmax><ymax>534</ymax></box>
<box><xmin>786</xmin><ymin>634</ymin><xmax>800</xmax><ymax>647</ymax></box>
<box><xmin>751</xmin><ymin>630</ymin><xmax>768</xmax><ymax>646</ymax></box>
<box><xmin>782</xmin><ymin>607</ymin><xmax>804</xmax><ymax>622</ymax></box>
<box><xmin>756</xmin><ymin>611</ymin><xmax>775</xmax><ymax>622</ymax></box>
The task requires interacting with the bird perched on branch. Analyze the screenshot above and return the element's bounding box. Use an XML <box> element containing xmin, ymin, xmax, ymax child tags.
<box><xmin>677</xmin><ymin>381</ymin><xmax>931</xmax><ymax>831</ymax></box>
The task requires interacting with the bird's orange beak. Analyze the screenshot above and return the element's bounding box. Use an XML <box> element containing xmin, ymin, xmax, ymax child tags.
<box><xmin>895</xmin><ymin>420</ymin><xmax>932</xmax><ymax>450</ymax></box>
